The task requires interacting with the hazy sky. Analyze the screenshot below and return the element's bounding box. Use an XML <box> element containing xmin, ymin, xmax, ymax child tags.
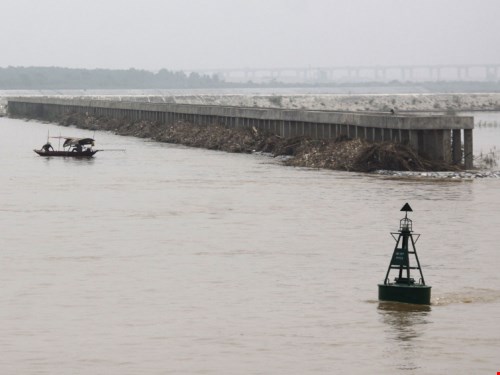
<box><xmin>2</xmin><ymin>0</ymin><xmax>499</xmax><ymax>71</ymax></box>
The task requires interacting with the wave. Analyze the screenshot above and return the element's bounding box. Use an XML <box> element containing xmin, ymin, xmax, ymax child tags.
<box><xmin>432</xmin><ymin>288</ymin><xmax>500</xmax><ymax>306</ymax></box>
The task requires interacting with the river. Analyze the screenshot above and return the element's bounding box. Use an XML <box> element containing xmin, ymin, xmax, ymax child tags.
<box><xmin>0</xmin><ymin>112</ymin><xmax>499</xmax><ymax>374</ymax></box>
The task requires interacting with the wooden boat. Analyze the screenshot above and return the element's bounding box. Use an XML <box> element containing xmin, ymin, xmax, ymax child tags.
<box><xmin>34</xmin><ymin>149</ymin><xmax>99</xmax><ymax>157</ymax></box>
<box><xmin>34</xmin><ymin>136</ymin><xmax>98</xmax><ymax>158</ymax></box>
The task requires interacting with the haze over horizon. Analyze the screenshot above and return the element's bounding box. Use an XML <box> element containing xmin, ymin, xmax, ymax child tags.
<box><xmin>2</xmin><ymin>0</ymin><xmax>500</xmax><ymax>72</ymax></box>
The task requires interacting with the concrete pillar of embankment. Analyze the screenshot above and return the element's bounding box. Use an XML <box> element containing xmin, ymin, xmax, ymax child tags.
<box><xmin>279</xmin><ymin>121</ymin><xmax>285</xmax><ymax>137</ymax></box>
<box><xmin>340</xmin><ymin>125</ymin><xmax>348</xmax><ymax>137</ymax></box>
<box><xmin>347</xmin><ymin>125</ymin><xmax>353</xmax><ymax>138</ymax></box>
<box><xmin>400</xmin><ymin>129</ymin><xmax>409</xmax><ymax>144</ymax></box>
<box><xmin>315</xmin><ymin>123</ymin><xmax>322</xmax><ymax>139</ymax></box>
<box><xmin>421</xmin><ymin>129</ymin><xmax>452</xmax><ymax>162</ymax></box>
<box><xmin>318</xmin><ymin>124</ymin><xmax>326</xmax><ymax>139</ymax></box>
<box><xmin>452</xmin><ymin>129</ymin><xmax>462</xmax><ymax>164</ymax></box>
<box><xmin>301</xmin><ymin>122</ymin><xmax>310</xmax><ymax>137</ymax></box>
<box><xmin>358</xmin><ymin>127</ymin><xmax>366</xmax><ymax>140</ymax></box>
<box><xmin>393</xmin><ymin>129</ymin><xmax>401</xmax><ymax>143</ymax></box>
<box><xmin>383</xmin><ymin>129</ymin><xmax>391</xmax><ymax>141</ymax></box>
<box><xmin>442</xmin><ymin>130</ymin><xmax>452</xmax><ymax>162</ymax></box>
<box><xmin>464</xmin><ymin>129</ymin><xmax>474</xmax><ymax>169</ymax></box>
<box><xmin>285</xmin><ymin>121</ymin><xmax>291</xmax><ymax>136</ymax></box>
<box><xmin>366</xmin><ymin>127</ymin><xmax>374</xmax><ymax>142</ymax></box>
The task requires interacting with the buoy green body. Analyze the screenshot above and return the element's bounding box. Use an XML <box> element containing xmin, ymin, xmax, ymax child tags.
<box><xmin>378</xmin><ymin>204</ymin><xmax>431</xmax><ymax>305</ymax></box>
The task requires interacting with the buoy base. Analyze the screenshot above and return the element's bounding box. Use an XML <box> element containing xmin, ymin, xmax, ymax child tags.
<box><xmin>378</xmin><ymin>284</ymin><xmax>431</xmax><ymax>305</ymax></box>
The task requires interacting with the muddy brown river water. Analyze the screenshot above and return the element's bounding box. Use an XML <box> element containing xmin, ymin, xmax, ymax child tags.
<box><xmin>1</xmin><ymin>114</ymin><xmax>499</xmax><ymax>374</ymax></box>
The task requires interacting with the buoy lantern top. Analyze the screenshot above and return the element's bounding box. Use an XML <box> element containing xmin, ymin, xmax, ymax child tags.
<box><xmin>401</xmin><ymin>203</ymin><xmax>413</xmax><ymax>212</ymax></box>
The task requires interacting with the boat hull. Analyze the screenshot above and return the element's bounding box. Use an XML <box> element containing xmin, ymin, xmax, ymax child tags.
<box><xmin>34</xmin><ymin>149</ymin><xmax>98</xmax><ymax>158</ymax></box>
<box><xmin>378</xmin><ymin>284</ymin><xmax>431</xmax><ymax>305</ymax></box>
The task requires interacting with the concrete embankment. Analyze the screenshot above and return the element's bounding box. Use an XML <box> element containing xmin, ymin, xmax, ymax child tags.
<box><xmin>7</xmin><ymin>96</ymin><xmax>475</xmax><ymax>171</ymax></box>
<box><xmin>25</xmin><ymin>110</ymin><xmax>460</xmax><ymax>173</ymax></box>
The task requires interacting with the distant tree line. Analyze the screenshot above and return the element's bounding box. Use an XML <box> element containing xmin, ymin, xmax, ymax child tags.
<box><xmin>0</xmin><ymin>66</ymin><xmax>225</xmax><ymax>89</ymax></box>
<box><xmin>2</xmin><ymin>66</ymin><xmax>499</xmax><ymax>92</ymax></box>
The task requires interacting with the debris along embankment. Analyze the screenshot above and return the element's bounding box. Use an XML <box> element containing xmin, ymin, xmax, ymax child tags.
<box><xmin>55</xmin><ymin>112</ymin><xmax>458</xmax><ymax>173</ymax></box>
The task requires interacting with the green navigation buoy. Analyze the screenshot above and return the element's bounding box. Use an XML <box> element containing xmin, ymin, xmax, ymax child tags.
<box><xmin>378</xmin><ymin>203</ymin><xmax>431</xmax><ymax>305</ymax></box>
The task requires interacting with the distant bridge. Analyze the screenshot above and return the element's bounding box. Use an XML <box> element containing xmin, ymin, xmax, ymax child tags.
<box><xmin>187</xmin><ymin>64</ymin><xmax>500</xmax><ymax>84</ymax></box>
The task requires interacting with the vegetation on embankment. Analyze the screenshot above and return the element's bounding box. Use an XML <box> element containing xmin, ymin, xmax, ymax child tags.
<box><xmin>20</xmin><ymin>111</ymin><xmax>458</xmax><ymax>173</ymax></box>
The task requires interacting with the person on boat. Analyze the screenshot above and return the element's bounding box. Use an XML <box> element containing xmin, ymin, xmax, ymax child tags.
<box><xmin>41</xmin><ymin>142</ymin><xmax>54</xmax><ymax>152</ymax></box>
<box><xmin>72</xmin><ymin>144</ymin><xmax>83</xmax><ymax>153</ymax></box>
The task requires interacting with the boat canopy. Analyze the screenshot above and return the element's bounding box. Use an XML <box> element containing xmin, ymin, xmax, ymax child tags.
<box><xmin>51</xmin><ymin>137</ymin><xmax>95</xmax><ymax>147</ymax></box>
<box><xmin>62</xmin><ymin>137</ymin><xmax>95</xmax><ymax>147</ymax></box>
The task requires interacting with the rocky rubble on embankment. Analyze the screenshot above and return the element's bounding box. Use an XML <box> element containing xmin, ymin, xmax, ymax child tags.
<box><xmin>42</xmin><ymin>111</ymin><xmax>460</xmax><ymax>173</ymax></box>
<box><xmin>375</xmin><ymin>170</ymin><xmax>500</xmax><ymax>179</ymax></box>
